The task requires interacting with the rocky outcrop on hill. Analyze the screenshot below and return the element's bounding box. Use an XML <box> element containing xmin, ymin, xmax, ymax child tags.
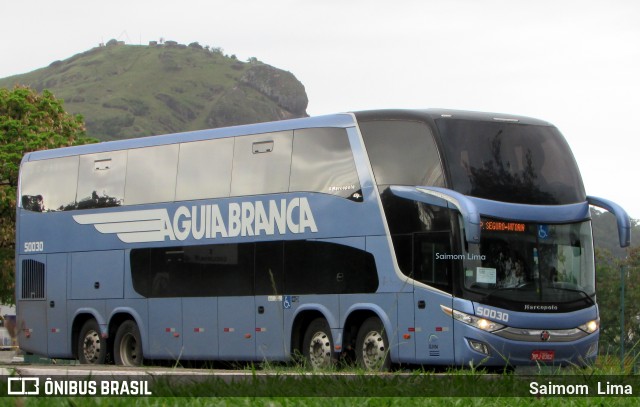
<box><xmin>241</xmin><ymin>64</ymin><xmax>308</xmax><ymax>117</ymax></box>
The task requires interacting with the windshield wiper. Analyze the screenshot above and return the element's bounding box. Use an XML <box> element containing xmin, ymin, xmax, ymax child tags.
<box><xmin>482</xmin><ymin>284</ymin><xmax>595</xmax><ymax>306</ymax></box>
<box><xmin>550</xmin><ymin>285</ymin><xmax>595</xmax><ymax>306</ymax></box>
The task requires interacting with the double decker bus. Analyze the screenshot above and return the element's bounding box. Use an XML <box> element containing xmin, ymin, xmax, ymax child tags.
<box><xmin>15</xmin><ymin>109</ymin><xmax>630</xmax><ymax>369</ymax></box>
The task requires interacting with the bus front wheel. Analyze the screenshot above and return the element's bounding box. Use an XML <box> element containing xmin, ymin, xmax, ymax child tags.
<box><xmin>114</xmin><ymin>320</ymin><xmax>143</xmax><ymax>366</ymax></box>
<box><xmin>78</xmin><ymin>319</ymin><xmax>106</xmax><ymax>365</ymax></box>
<box><xmin>356</xmin><ymin>317</ymin><xmax>390</xmax><ymax>371</ymax></box>
<box><xmin>302</xmin><ymin>318</ymin><xmax>335</xmax><ymax>369</ymax></box>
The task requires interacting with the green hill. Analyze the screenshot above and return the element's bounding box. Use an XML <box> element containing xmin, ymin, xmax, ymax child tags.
<box><xmin>0</xmin><ymin>40</ymin><xmax>308</xmax><ymax>140</ymax></box>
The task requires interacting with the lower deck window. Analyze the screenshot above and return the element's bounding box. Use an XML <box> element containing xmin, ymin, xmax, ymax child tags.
<box><xmin>130</xmin><ymin>240</ymin><xmax>378</xmax><ymax>297</ymax></box>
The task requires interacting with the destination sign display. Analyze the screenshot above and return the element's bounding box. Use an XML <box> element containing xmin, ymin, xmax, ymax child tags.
<box><xmin>480</xmin><ymin>220</ymin><xmax>526</xmax><ymax>233</ymax></box>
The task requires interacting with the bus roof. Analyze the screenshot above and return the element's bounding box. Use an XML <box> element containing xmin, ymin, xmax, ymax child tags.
<box><xmin>354</xmin><ymin>108</ymin><xmax>553</xmax><ymax>126</ymax></box>
<box><xmin>22</xmin><ymin>108</ymin><xmax>553</xmax><ymax>163</ymax></box>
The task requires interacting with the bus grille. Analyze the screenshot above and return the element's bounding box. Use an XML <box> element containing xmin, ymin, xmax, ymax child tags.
<box><xmin>21</xmin><ymin>259</ymin><xmax>45</xmax><ymax>299</ymax></box>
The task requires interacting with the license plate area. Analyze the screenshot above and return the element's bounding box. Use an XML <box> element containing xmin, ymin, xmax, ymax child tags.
<box><xmin>531</xmin><ymin>350</ymin><xmax>555</xmax><ymax>361</ymax></box>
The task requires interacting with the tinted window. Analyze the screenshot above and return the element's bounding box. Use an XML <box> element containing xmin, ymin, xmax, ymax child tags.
<box><xmin>76</xmin><ymin>151</ymin><xmax>126</xmax><ymax>209</ymax></box>
<box><xmin>285</xmin><ymin>240</ymin><xmax>378</xmax><ymax>294</ymax></box>
<box><xmin>290</xmin><ymin>128</ymin><xmax>361</xmax><ymax>200</ymax></box>
<box><xmin>359</xmin><ymin>120</ymin><xmax>445</xmax><ymax>187</ymax></box>
<box><xmin>130</xmin><ymin>240</ymin><xmax>378</xmax><ymax>298</ymax></box>
<box><xmin>383</xmin><ymin>191</ymin><xmax>454</xmax><ymax>293</ymax></box>
<box><xmin>437</xmin><ymin>119</ymin><xmax>585</xmax><ymax>204</ymax></box>
<box><xmin>176</xmin><ymin>138</ymin><xmax>234</xmax><ymax>200</ymax></box>
<box><xmin>125</xmin><ymin>145</ymin><xmax>179</xmax><ymax>205</ymax></box>
<box><xmin>131</xmin><ymin>244</ymin><xmax>254</xmax><ymax>297</ymax></box>
<box><xmin>231</xmin><ymin>131</ymin><xmax>293</xmax><ymax>196</ymax></box>
<box><xmin>20</xmin><ymin>156</ymin><xmax>79</xmax><ymax>211</ymax></box>
<box><xmin>255</xmin><ymin>241</ymin><xmax>284</xmax><ymax>295</ymax></box>
<box><xmin>413</xmin><ymin>233</ymin><xmax>452</xmax><ymax>292</ymax></box>
<box><xmin>381</xmin><ymin>189</ymin><xmax>452</xmax><ymax>235</ymax></box>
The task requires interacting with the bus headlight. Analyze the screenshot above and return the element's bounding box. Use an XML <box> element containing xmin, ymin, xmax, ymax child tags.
<box><xmin>579</xmin><ymin>319</ymin><xmax>599</xmax><ymax>334</ymax></box>
<box><xmin>441</xmin><ymin>306</ymin><xmax>505</xmax><ymax>333</ymax></box>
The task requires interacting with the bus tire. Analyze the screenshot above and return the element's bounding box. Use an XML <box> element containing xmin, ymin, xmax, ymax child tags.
<box><xmin>114</xmin><ymin>320</ymin><xmax>143</xmax><ymax>366</ymax></box>
<box><xmin>78</xmin><ymin>319</ymin><xmax>106</xmax><ymax>365</ymax></box>
<box><xmin>356</xmin><ymin>317</ymin><xmax>390</xmax><ymax>371</ymax></box>
<box><xmin>302</xmin><ymin>318</ymin><xmax>335</xmax><ymax>369</ymax></box>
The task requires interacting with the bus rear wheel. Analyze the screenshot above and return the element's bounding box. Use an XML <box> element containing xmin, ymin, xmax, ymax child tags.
<box><xmin>356</xmin><ymin>317</ymin><xmax>390</xmax><ymax>371</ymax></box>
<box><xmin>78</xmin><ymin>319</ymin><xmax>106</xmax><ymax>365</ymax></box>
<box><xmin>302</xmin><ymin>318</ymin><xmax>335</xmax><ymax>369</ymax></box>
<box><xmin>114</xmin><ymin>320</ymin><xmax>143</xmax><ymax>366</ymax></box>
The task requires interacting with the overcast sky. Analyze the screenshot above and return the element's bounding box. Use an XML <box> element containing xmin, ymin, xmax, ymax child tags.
<box><xmin>2</xmin><ymin>0</ymin><xmax>639</xmax><ymax>221</ymax></box>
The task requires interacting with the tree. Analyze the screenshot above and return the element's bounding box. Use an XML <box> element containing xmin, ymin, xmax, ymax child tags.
<box><xmin>595</xmin><ymin>248</ymin><xmax>620</xmax><ymax>353</ymax></box>
<box><xmin>0</xmin><ymin>86</ymin><xmax>96</xmax><ymax>304</ymax></box>
<box><xmin>621</xmin><ymin>247</ymin><xmax>640</xmax><ymax>349</ymax></box>
<box><xmin>596</xmin><ymin>245</ymin><xmax>640</xmax><ymax>358</ymax></box>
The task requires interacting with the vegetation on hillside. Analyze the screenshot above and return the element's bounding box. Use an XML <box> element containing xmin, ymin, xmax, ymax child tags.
<box><xmin>0</xmin><ymin>40</ymin><xmax>308</xmax><ymax>140</ymax></box>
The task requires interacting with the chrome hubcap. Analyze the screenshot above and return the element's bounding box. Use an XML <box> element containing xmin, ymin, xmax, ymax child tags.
<box><xmin>308</xmin><ymin>331</ymin><xmax>332</xmax><ymax>368</ymax></box>
<box><xmin>83</xmin><ymin>330</ymin><xmax>101</xmax><ymax>363</ymax></box>
<box><xmin>361</xmin><ymin>331</ymin><xmax>386</xmax><ymax>369</ymax></box>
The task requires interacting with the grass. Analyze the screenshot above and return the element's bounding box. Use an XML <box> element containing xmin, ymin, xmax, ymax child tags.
<box><xmin>4</xmin><ymin>354</ymin><xmax>640</xmax><ymax>406</ymax></box>
<box><xmin>7</xmin><ymin>397</ymin><xmax>639</xmax><ymax>407</ymax></box>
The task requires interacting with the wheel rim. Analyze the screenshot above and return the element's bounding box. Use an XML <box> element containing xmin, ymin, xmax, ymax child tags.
<box><xmin>308</xmin><ymin>330</ymin><xmax>332</xmax><ymax>368</ymax></box>
<box><xmin>361</xmin><ymin>330</ymin><xmax>386</xmax><ymax>369</ymax></box>
<box><xmin>119</xmin><ymin>332</ymin><xmax>140</xmax><ymax>366</ymax></box>
<box><xmin>82</xmin><ymin>330</ymin><xmax>102</xmax><ymax>364</ymax></box>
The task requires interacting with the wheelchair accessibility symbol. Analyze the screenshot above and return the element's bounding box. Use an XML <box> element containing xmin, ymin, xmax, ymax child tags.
<box><xmin>538</xmin><ymin>225</ymin><xmax>549</xmax><ymax>239</ymax></box>
<box><xmin>283</xmin><ymin>296</ymin><xmax>292</xmax><ymax>309</ymax></box>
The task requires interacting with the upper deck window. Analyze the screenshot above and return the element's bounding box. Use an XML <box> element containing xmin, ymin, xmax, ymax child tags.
<box><xmin>359</xmin><ymin>120</ymin><xmax>445</xmax><ymax>188</ymax></box>
<box><xmin>176</xmin><ymin>137</ymin><xmax>234</xmax><ymax>200</ymax></box>
<box><xmin>290</xmin><ymin>128</ymin><xmax>361</xmax><ymax>200</ymax></box>
<box><xmin>436</xmin><ymin>119</ymin><xmax>585</xmax><ymax>205</ymax></box>
<box><xmin>124</xmin><ymin>144</ymin><xmax>179</xmax><ymax>205</ymax></box>
<box><xmin>20</xmin><ymin>156</ymin><xmax>79</xmax><ymax>212</ymax></box>
<box><xmin>231</xmin><ymin>131</ymin><xmax>293</xmax><ymax>196</ymax></box>
<box><xmin>20</xmin><ymin>127</ymin><xmax>363</xmax><ymax>212</ymax></box>
<box><xmin>76</xmin><ymin>151</ymin><xmax>126</xmax><ymax>209</ymax></box>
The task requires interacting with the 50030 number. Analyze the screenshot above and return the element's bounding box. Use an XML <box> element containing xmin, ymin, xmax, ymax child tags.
<box><xmin>476</xmin><ymin>306</ymin><xmax>509</xmax><ymax>322</ymax></box>
<box><xmin>24</xmin><ymin>241</ymin><xmax>44</xmax><ymax>252</ymax></box>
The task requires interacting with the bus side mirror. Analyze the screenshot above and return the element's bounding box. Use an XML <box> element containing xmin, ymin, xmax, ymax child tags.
<box><xmin>587</xmin><ymin>196</ymin><xmax>631</xmax><ymax>248</ymax></box>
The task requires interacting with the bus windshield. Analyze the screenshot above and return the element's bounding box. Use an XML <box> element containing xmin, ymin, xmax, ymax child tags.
<box><xmin>462</xmin><ymin>219</ymin><xmax>595</xmax><ymax>312</ymax></box>
<box><xmin>436</xmin><ymin>119</ymin><xmax>586</xmax><ymax>205</ymax></box>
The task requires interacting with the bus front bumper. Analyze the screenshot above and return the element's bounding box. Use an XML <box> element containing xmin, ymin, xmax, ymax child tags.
<box><xmin>453</xmin><ymin>321</ymin><xmax>599</xmax><ymax>367</ymax></box>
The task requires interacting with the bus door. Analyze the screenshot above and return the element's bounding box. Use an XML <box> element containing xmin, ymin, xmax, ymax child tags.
<box><xmin>46</xmin><ymin>253</ymin><xmax>68</xmax><ymax>357</ymax></box>
<box><xmin>412</xmin><ymin>232</ymin><xmax>455</xmax><ymax>364</ymax></box>
<box><xmin>217</xmin><ymin>243</ymin><xmax>259</xmax><ymax>360</ymax></box>
<box><xmin>254</xmin><ymin>242</ymin><xmax>286</xmax><ymax>360</ymax></box>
